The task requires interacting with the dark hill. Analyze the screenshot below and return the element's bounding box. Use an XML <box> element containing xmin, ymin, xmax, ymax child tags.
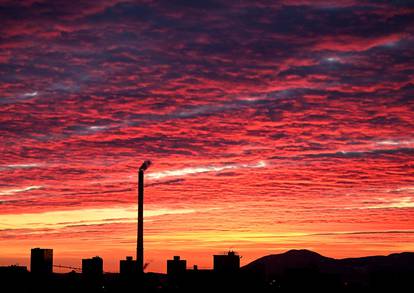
<box><xmin>243</xmin><ymin>249</ymin><xmax>414</xmax><ymax>274</ymax></box>
<box><xmin>243</xmin><ymin>249</ymin><xmax>336</xmax><ymax>275</ymax></box>
<box><xmin>242</xmin><ymin>249</ymin><xmax>414</xmax><ymax>290</ymax></box>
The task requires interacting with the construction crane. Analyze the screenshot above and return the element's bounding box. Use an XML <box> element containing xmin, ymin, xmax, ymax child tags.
<box><xmin>53</xmin><ymin>264</ymin><xmax>81</xmax><ymax>272</ymax></box>
<box><xmin>53</xmin><ymin>264</ymin><xmax>114</xmax><ymax>274</ymax></box>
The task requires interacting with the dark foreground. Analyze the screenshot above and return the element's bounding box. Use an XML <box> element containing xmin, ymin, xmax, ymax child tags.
<box><xmin>1</xmin><ymin>250</ymin><xmax>413</xmax><ymax>293</ymax></box>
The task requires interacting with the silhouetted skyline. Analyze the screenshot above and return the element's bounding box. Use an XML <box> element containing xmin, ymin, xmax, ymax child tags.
<box><xmin>1</xmin><ymin>248</ymin><xmax>413</xmax><ymax>292</ymax></box>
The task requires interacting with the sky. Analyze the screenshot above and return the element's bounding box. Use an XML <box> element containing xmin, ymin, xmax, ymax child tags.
<box><xmin>0</xmin><ymin>0</ymin><xmax>413</xmax><ymax>273</ymax></box>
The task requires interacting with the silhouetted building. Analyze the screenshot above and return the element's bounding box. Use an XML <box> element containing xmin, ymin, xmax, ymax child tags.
<box><xmin>82</xmin><ymin>256</ymin><xmax>103</xmax><ymax>278</ymax></box>
<box><xmin>0</xmin><ymin>265</ymin><xmax>28</xmax><ymax>274</ymax></box>
<box><xmin>0</xmin><ymin>265</ymin><xmax>30</xmax><ymax>293</ymax></box>
<box><xmin>213</xmin><ymin>251</ymin><xmax>240</xmax><ymax>274</ymax></box>
<box><xmin>167</xmin><ymin>256</ymin><xmax>186</xmax><ymax>276</ymax></box>
<box><xmin>120</xmin><ymin>256</ymin><xmax>138</xmax><ymax>277</ymax></box>
<box><xmin>31</xmin><ymin>248</ymin><xmax>53</xmax><ymax>274</ymax></box>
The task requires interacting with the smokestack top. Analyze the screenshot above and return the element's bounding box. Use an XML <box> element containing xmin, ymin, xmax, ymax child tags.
<box><xmin>139</xmin><ymin>160</ymin><xmax>152</xmax><ymax>171</ymax></box>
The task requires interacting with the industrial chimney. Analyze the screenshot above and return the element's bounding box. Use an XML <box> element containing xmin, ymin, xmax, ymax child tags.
<box><xmin>137</xmin><ymin>160</ymin><xmax>151</xmax><ymax>274</ymax></box>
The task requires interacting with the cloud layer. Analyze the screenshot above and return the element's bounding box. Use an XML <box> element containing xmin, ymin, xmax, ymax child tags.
<box><xmin>0</xmin><ymin>0</ymin><xmax>413</xmax><ymax>272</ymax></box>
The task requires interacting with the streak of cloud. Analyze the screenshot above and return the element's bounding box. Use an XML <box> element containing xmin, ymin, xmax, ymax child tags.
<box><xmin>0</xmin><ymin>186</ymin><xmax>43</xmax><ymax>196</ymax></box>
<box><xmin>147</xmin><ymin>161</ymin><xmax>266</xmax><ymax>180</ymax></box>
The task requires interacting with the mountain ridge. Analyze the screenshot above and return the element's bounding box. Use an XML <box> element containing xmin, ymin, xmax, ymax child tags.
<box><xmin>242</xmin><ymin>249</ymin><xmax>414</xmax><ymax>276</ymax></box>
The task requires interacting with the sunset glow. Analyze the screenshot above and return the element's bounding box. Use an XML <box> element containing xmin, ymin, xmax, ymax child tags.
<box><xmin>1</xmin><ymin>0</ymin><xmax>413</xmax><ymax>273</ymax></box>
